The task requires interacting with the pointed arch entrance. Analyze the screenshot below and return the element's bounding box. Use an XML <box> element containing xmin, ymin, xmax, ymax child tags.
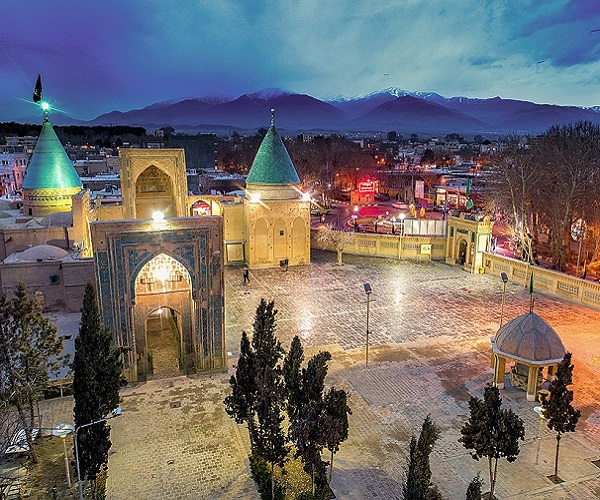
<box><xmin>134</xmin><ymin>165</ymin><xmax>177</xmax><ymax>219</ymax></box>
<box><xmin>133</xmin><ymin>253</ymin><xmax>192</xmax><ymax>380</ymax></box>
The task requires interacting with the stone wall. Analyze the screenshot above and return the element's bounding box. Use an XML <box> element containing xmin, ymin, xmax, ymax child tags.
<box><xmin>483</xmin><ymin>252</ymin><xmax>600</xmax><ymax>310</ymax></box>
<box><xmin>310</xmin><ymin>228</ymin><xmax>447</xmax><ymax>261</ymax></box>
<box><xmin>0</xmin><ymin>257</ymin><xmax>94</xmax><ymax>312</ymax></box>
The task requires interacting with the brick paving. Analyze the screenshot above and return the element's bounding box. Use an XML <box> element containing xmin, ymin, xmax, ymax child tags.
<box><xmin>37</xmin><ymin>250</ymin><xmax>600</xmax><ymax>498</ymax></box>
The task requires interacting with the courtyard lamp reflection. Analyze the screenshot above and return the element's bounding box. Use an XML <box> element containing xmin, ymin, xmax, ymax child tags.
<box><xmin>75</xmin><ymin>406</ymin><xmax>123</xmax><ymax>500</ymax></box>
<box><xmin>363</xmin><ymin>283</ymin><xmax>372</xmax><ymax>368</ymax></box>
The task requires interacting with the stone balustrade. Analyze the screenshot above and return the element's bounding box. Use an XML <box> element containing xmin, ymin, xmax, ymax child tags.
<box><xmin>482</xmin><ymin>252</ymin><xmax>600</xmax><ymax>309</ymax></box>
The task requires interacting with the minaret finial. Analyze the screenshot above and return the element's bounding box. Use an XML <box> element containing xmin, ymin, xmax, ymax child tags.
<box><xmin>271</xmin><ymin>108</ymin><xmax>275</xmax><ymax>126</ymax></box>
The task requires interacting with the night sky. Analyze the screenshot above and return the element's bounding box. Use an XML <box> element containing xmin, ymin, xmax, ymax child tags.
<box><xmin>2</xmin><ymin>0</ymin><xmax>600</xmax><ymax>121</ymax></box>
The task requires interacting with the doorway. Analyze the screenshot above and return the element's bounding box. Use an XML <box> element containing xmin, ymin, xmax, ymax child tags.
<box><xmin>458</xmin><ymin>239</ymin><xmax>467</xmax><ymax>265</ymax></box>
<box><xmin>146</xmin><ymin>307</ymin><xmax>182</xmax><ymax>379</ymax></box>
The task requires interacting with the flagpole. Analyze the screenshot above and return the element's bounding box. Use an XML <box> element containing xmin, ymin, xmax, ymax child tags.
<box><xmin>529</xmin><ymin>265</ymin><xmax>535</xmax><ymax>313</ymax></box>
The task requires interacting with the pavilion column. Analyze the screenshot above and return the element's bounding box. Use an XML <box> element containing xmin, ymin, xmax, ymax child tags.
<box><xmin>494</xmin><ymin>356</ymin><xmax>506</xmax><ymax>389</ymax></box>
<box><xmin>526</xmin><ymin>365</ymin><xmax>539</xmax><ymax>401</ymax></box>
<box><xmin>547</xmin><ymin>364</ymin><xmax>557</xmax><ymax>382</ymax></box>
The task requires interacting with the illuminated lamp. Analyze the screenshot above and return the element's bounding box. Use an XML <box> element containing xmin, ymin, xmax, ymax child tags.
<box><xmin>155</xmin><ymin>266</ymin><xmax>169</xmax><ymax>283</ymax></box>
<box><xmin>249</xmin><ymin>192</ymin><xmax>261</xmax><ymax>203</ymax></box>
<box><xmin>302</xmin><ymin>192</ymin><xmax>311</xmax><ymax>202</ymax></box>
<box><xmin>41</xmin><ymin>101</ymin><xmax>50</xmax><ymax>111</ymax></box>
<box><xmin>152</xmin><ymin>211</ymin><xmax>165</xmax><ymax>222</ymax></box>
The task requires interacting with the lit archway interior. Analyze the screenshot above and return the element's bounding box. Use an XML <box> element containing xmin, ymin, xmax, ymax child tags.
<box><xmin>134</xmin><ymin>165</ymin><xmax>176</xmax><ymax>219</ymax></box>
<box><xmin>133</xmin><ymin>253</ymin><xmax>192</xmax><ymax>379</ymax></box>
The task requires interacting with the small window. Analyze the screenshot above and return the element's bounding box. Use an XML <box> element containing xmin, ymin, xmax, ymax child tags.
<box><xmin>279</xmin><ymin>230</ymin><xmax>284</xmax><ymax>236</ymax></box>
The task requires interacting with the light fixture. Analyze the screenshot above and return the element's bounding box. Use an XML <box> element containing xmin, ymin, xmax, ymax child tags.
<box><xmin>155</xmin><ymin>266</ymin><xmax>169</xmax><ymax>283</ymax></box>
<box><xmin>152</xmin><ymin>211</ymin><xmax>165</xmax><ymax>222</ymax></box>
<box><xmin>249</xmin><ymin>192</ymin><xmax>261</xmax><ymax>203</ymax></box>
<box><xmin>302</xmin><ymin>192</ymin><xmax>311</xmax><ymax>201</ymax></box>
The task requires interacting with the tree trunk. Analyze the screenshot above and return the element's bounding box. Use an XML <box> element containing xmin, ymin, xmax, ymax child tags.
<box><xmin>15</xmin><ymin>403</ymin><xmax>37</xmax><ymax>464</ymax></box>
<box><xmin>489</xmin><ymin>456</ymin><xmax>498</xmax><ymax>499</ymax></box>
<box><xmin>554</xmin><ymin>433</ymin><xmax>561</xmax><ymax>480</ymax></box>
<box><xmin>271</xmin><ymin>462</ymin><xmax>274</xmax><ymax>500</ymax></box>
<box><xmin>329</xmin><ymin>449</ymin><xmax>334</xmax><ymax>485</ymax></box>
<box><xmin>311</xmin><ymin>462</ymin><xmax>315</xmax><ymax>497</ymax></box>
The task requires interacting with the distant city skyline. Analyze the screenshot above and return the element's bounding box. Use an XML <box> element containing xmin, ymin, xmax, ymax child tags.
<box><xmin>2</xmin><ymin>0</ymin><xmax>600</xmax><ymax>121</ymax></box>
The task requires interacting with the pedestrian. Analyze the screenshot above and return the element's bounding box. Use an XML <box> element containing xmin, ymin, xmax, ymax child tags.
<box><xmin>284</xmin><ymin>258</ymin><xmax>288</xmax><ymax>271</ymax></box>
<box><xmin>243</xmin><ymin>268</ymin><xmax>250</xmax><ymax>284</ymax></box>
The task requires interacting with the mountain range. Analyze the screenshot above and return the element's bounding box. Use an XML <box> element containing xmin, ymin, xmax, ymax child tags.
<box><xmin>41</xmin><ymin>88</ymin><xmax>600</xmax><ymax>137</ymax></box>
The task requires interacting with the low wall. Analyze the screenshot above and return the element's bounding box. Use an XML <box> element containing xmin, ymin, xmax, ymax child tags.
<box><xmin>310</xmin><ymin>228</ymin><xmax>446</xmax><ymax>261</ymax></box>
<box><xmin>482</xmin><ymin>252</ymin><xmax>600</xmax><ymax>310</ymax></box>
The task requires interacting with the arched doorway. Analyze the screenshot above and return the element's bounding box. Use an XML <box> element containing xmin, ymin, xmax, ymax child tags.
<box><xmin>146</xmin><ymin>307</ymin><xmax>182</xmax><ymax>379</ymax></box>
<box><xmin>133</xmin><ymin>253</ymin><xmax>193</xmax><ymax>380</ymax></box>
<box><xmin>191</xmin><ymin>199</ymin><xmax>212</xmax><ymax>216</ymax></box>
<box><xmin>458</xmin><ymin>239</ymin><xmax>467</xmax><ymax>265</ymax></box>
<box><xmin>134</xmin><ymin>165</ymin><xmax>176</xmax><ymax>219</ymax></box>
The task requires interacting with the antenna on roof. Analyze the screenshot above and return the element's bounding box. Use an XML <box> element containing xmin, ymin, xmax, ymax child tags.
<box><xmin>271</xmin><ymin>108</ymin><xmax>275</xmax><ymax>126</ymax></box>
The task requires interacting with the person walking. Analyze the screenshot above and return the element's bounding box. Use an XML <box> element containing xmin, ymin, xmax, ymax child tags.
<box><xmin>243</xmin><ymin>268</ymin><xmax>250</xmax><ymax>284</ymax></box>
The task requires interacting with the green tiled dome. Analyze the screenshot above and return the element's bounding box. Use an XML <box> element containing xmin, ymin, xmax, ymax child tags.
<box><xmin>22</xmin><ymin>121</ymin><xmax>82</xmax><ymax>190</ymax></box>
<box><xmin>247</xmin><ymin>125</ymin><xmax>300</xmax><ymax>185</ymax></box>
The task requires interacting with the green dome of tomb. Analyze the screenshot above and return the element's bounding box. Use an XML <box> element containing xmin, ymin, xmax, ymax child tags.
<box><xmin>247</xmin><ymin>125</ymin><xmax>300</xmax><ymax>185</ymax></box>
<box><xmin>22</xmin><ymin>121</ymin><xmax>82</xmax><ymax>190</ymax></box>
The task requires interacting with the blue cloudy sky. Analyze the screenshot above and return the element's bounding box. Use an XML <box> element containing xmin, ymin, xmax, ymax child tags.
<box><xmin>2</xmin><ymin>0</ymin><xmax>600</xmax><ymax>121</ymax></box>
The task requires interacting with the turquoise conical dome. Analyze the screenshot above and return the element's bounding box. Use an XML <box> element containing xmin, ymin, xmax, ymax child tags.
<box><xmin>247</xmin><ymin>125</ymin><xmax>300</xmax><ymax>185</ymax></box>
<box><xmin>23</xmin><ymin>121</ymin><xmax>82</xmax><ymax>190</ymax></box>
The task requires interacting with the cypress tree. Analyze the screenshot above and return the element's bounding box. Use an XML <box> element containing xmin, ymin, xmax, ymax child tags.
<box><xmin>283</xmin><ymin>336</ymin><xmax>304</xmax><ymax>422</ymax></box>
<box><xmin>73</xmin><ymin>283</ymin><xmax>122</xmax><ymax>499</ymax></box>
<box><xmin>403</xmin><ymin>415</ymin><xmax>440</xmax><ymax>500</ymax></box>
<box><xmin>322</xmin><ymin>387</ymin><xmax>351</xmax><ymax>485</ymax></box>
<box><xmin>251</xmin><ymin>299</ymin><xmax>287</xmax><ymax>500</ymax></box>
<box><xmin>225</xmin><ymin>331</ymin><xmax>258</xmax><ymax>447</ymax></box>
<box><xmin>543</xmin><ymin>352</ymin><xmax>581</xmax><ymax>481</ymax></box>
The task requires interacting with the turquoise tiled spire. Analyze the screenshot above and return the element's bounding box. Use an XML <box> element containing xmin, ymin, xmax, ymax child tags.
<box><xmin>246</xmin><ymin>124</ymin><xmax>300</xmax><ymax>185</ymax></box>
<box><xmin>22</xmin><ymin>121</ymin><xmax>82</xmax><ymax>190</ymax></box>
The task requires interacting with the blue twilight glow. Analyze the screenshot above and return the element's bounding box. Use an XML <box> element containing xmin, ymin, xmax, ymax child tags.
<box><xmin>1</xmin><ymin>0</ymin><xmax>600</xmax><ymax>121</ymax></box>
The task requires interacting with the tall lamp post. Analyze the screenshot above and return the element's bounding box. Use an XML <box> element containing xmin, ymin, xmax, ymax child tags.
<box><xmin>75</xmin><ymin>407</ymin><xmax>122</xmax><ymax>500</ymax></box>
<box><xmin>500</xmin><ymin>272</ymin><xmax>509</xmax><ymax>327</ymax></box>
<box><xmin>363</xmin><ymin>283</ymin><xmax>372</xmax><ymax>368</ymax></box>
<box><xmin>52</xmin><ymin>423</ymin><xmax>75</xmax><ymax>488</ymax></box>
<box><xmin>399</xmin><ymin>213</ymin><xmax>406</xmax><ymax>258</ymax></box>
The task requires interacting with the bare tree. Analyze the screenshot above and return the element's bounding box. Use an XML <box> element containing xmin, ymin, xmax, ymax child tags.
<box><xmin>486</xmin><ymin>137</ymin><xmax>542</xmax><ymax>264</ymax></box>
<box><xmin>315</xmin><ymin>224</ymin><xmax>354</xmax><ymax>265</ymax></box>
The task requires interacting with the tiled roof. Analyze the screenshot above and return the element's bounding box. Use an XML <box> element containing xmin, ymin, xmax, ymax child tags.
<box><xmin>495</xmin><ymin>312</ymin><xmax>566</xmax><ymax>363</ymax></box>
<box><xmin>22</xmin><ymin>121</ymin><xmax>82</xmax><ymax>190</ymax></box>
<box><xmin>246</xmin><ymin>125</ymin><xmax>300</xmax><ymax>185</ymax></box>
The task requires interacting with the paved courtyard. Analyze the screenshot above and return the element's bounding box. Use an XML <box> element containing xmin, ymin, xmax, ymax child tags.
<box><xmin>39</xmin><ymin>250</ymin><xmax>600</xmax><ymax>499</ymax></box>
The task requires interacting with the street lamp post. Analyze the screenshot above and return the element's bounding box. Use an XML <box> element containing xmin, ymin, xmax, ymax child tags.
<box><xmin>500</xmin><ymin>272</ymin><xmax>509</xmax><ymax>327</ymax></box>
<box><xmin>52</xmin><ymin>423</ymin><xmax>75</xmax><ymax>488</ymax></box>
<box><xmin>363</xmin><ymin>283</ymin><xmax>372</xmax><ymax>368</ymax></box>
<box><xmin>74</xmin><ymin>407</ymin><xmax>122</xmax><ymax>500</ymax></box>
<box><xmin>533</xmin><ymin>405</ymin><xmax>547</xmax><ymax>465</ymax></box>
<box><xmin>399</xmin><ymin>213</ymin><xmax>406</xmax><ymax>258</ymax></box>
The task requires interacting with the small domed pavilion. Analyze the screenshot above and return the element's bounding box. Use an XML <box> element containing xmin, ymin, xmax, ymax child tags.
<box><xmin>491</xmin><ymin>312</ymin><xmax>567</xmax><ymax>401</ymax></box>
